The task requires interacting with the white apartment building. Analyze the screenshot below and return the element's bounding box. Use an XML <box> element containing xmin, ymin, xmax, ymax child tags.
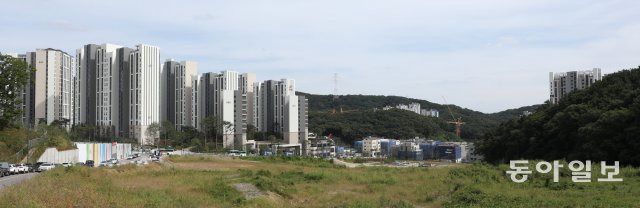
<box><xmin>420</xmin><ymin>109</ymin><xmax>439</xmax><ymax>117</ymax></box>
<box><xmin>25</xmin><ymin>49</ymin><xmax>75</xmax><ymax>127</ymax></box>
<box><xmin>549</xmin><ymin>68</ymin><xmax>602</xmax><ymax>104</ymax></box>
<box><xmin>397</xmin><ymin>103</ymin><xmax>421</xmax><ymax>114</ymax></box>
<box><xmin>95</xmin><ymin>44</ymin><xmax>124</xmax><ymax>135</ymax></box>
<box><xmin>256</xmin><ymin>79</ymin><xmax>299</xmax><ymax>145</ymax></box>
<box><xmin>129</xmin><ymin>44</ymin><xmax>162</xmax><ymax>145</ymax></box>
<box><xmin>196</xmin><ymin>71</ymin><xmax>241</xmax><ymax>147</ymax></box>
<box><xmin>362</xmin><ymin>136</ymin><xmax>382</xmax><ymax>157</ymax></box>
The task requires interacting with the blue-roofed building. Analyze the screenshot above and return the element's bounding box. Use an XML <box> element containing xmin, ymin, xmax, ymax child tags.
<box><xmin>396</xmin><ymin>141</ymin><xmax>423</xmax><ymax>160</ymax></box>
<box><xmin>436</xmin><ymin>143</ymin><xmax>462</xmax><ymax>162</ymax></box>
<box><xmin>380</xmin><ymin>139</ymin><xmax>399</xmax><ymax>157</ymax></box>
<box><xmin>354</xmin><ymin>141</ymin><xmax>363</xmax><ymax>153</ymax></box>
<box><xmin>419</xmin><ymin>143</ymin><xmax>436</xmax><ymax>160</ymax></box>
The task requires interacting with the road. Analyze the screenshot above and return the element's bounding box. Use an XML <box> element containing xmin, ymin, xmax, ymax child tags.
<box><xmin>0</xmin><ymin>173</ymin><xmax>38</xmax><ymax>191</ymax></box>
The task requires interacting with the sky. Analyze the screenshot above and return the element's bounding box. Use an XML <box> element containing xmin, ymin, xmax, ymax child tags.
<box><xmin>2</xmin><ymin>0</ymin><xmax>640</xmax><ymax>113</ymax></box>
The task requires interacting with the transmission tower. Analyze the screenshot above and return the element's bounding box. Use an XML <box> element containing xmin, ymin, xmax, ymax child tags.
<box><xmin>332</xmin><ymin>73</ymin><xmax>343</xmax><ymax>113</ymax></box>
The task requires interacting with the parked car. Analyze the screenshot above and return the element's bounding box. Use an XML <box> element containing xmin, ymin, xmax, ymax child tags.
<box><xmin>62</xmin><ymin>163</ymin><xmax>72</xmax><ymax>167</ymax></box>
<box><xmin>85</xmin><ymin>160</ymin><xmax>95</xmax><ymax>167</ymax></box>
<box><xmin>17</xmin><ymin>164</ymin><xmax>29</xmax><ymax>173</ymax></box>
<box><xmin>25</xmin><ymin>163</ymin><xmax>36</xmax><ymax>172</ymax></box>
<box><xmin>99</xmin><ymin>161</ymin><xmax>108</xmax><ymax>167</ymax></box>
<box><xmin>0</xmin><ymin>162</ymin><xmax>9</xmax><ymax>177</ymax></box>
<box><xmin>32</xmin><ymin>162</ymin><xmax>44</xmax><ymax>172</ymax></box>
<box><xmin>0</xmin><ymin>167</ymin><xmax>7</xmax><ymax>177</ymax></box>
<box><xmin>110</xmin><ymin>159</ymin><xmax>119</xmax><ymax>164</ymax></box>
<box><xmin>228</xmin><ymin>150</ymin><xmax>247</xmax><ymax>157</ymax></box>
<box><xmin>8</xmin><ymin>164</ymin><xmax>19</xmax><ymax>174</ymax></box>
<box><xmin>38</xmin><ymin>163</ymin><xmax>55</xmax><ymax>172</ymax></box>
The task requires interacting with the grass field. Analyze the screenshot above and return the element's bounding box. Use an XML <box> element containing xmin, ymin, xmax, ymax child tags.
<box><xmin>1</xmin><ymin>156</ymin><xmax>639</xmax><ymax>207</ymax></box>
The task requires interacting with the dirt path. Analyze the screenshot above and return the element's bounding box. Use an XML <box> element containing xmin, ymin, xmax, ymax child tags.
<box><xmin>233</xmin><ymin>183</ymin><xmax>264</xmax><ymax>199</ymax></box>
<box><xmin>332</xmin><ymin>158</ymin><xmax>365</xmax><ymax>168</ymax></box>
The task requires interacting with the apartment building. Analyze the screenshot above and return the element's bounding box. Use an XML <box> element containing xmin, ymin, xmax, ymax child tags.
<box><xmin>76</xmin><ymin>44</ymin><xmax>134</xmax><ymax>137</ymax></box>
<box><xmin>9</xmin><ymin>44</ymin><xmax>306</xmax><ymax>148</ymax></box>
<box><xmin>18</xmin><ymin>49</ymin><xmax>75</xmax><ymax>127</ymax></box>
<box><xmin>255</xmin><ymin>79</ymin><xmax>299</xmax><ymax>145</ymax></box>
<box><xmin>163</xmin><ymin>60</ymin><xmax>198</xmax><ymax>131</ymax></box>
<box><xmin>298</xmin><ymin>95</ymin><xmax>309</xmax><ymax>144</ymax></box>
<box><xmin>129</xmin><ymin>44</ymin><xmax>162</xmax><ymax>145</ymax></box>
<box><xmin>549</xmin><ymin>68</ymin><xmax>602</xmax><ymax>104</ymax></box>
<box><xmin>196</xmin><ymin>71</ymin><xmax>239</xmax><ymax>147</ymax></box>
<box><xmin>233</xmin><ymin>73</ymin><xmax>256</xmax><ymax>148</ymax></box>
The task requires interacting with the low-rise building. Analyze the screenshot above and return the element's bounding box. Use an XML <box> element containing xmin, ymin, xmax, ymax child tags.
<box><xmin>396</xmin><ymin>141</ymin><xmax>423</xmax><ymax>160</ymax></box>
<box><xmin>380</xmin><ymin>139</ymin><xmax>399</xmax><ymax>157</ymax></box>
<box><xmin>354</xmin><ymin>141</ymin><xmax>363</xmax><ymax>153</ymax></box>
<box><xmin>362</xmin><ymin>136</ymin><xmax>382</xmax><ymax>157</ymax></box>
<box><xmin>306</xmin><ymin>136</ymin><xmax>336</xmax><ymax>157</ymax></box>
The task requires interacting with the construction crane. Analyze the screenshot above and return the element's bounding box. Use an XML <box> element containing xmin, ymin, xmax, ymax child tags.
<box><xmin>442</xmin><ymin>96</ymin><xmax>465</xmax><ymax>138</ymax></box>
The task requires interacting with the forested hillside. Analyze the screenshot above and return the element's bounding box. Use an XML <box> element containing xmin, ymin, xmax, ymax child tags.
<box><xmin>297</xmin><ymin>92</ymin><xmax>541</xmax><ymax>144</ymax></box>
<box><xmin>478</xmin><ymin>67</ymin><xmax>640</xmax><ymax>166</ymax></box>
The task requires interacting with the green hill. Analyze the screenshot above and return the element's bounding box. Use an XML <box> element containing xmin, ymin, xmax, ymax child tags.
<box><xmin>478</xmin><ymin>67</ymin><xmax>640</xmax><ymax>166</ymax></box>
<box><xmin>297</xmin><ymin>92</ymin><xmax>541</xmax><ymax>144</ymax></box>
<box><xmin>0</xmin><ymin>125</ymin><xmax>76</xmax><ymax>163</ymax></box>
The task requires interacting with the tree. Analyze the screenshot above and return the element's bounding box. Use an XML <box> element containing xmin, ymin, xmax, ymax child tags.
<box><xmin>160</xmin><ymin>121</ymin><xmax>175</xmax><ymax>147</ymax></box>
<box><xmin>246</xmin><ymin>124</ymin><xmax>257</xmax><ymax>141</ymax></box>
<box><xmin>70</xmin><ymin>124</ymin><xmax>96</xmax><ymax>142</ymax></box>
<box><xmin>179</xmin><ymin>126</ymin><xmax>200</xmax><ymax>149</ymax></box>
<box><xmin>202</xmin><ymin>116</ymin><xmax>234</xmax><ymax>151</ymax></box>
<box><xmin>50</xmin><ymin>119</ymin><xmax>70</xmax><ymax>129</ymax></box>
<box><xmin>146</xmin><ymin>122</ymin><xmax>162</xmax><ymax>150</ymax></box>
<box><xmin>477</xmin><ymin>68</ymin><xmax>640</xmax><ymax>166</ymax></box>
<box><xmin>202</xmin><ymin>116</ymin><xmax>218</xmax><ymax>152</ymax></box>
<box><xmin>0</xmin><ymin>54</ymin><xmax>34</xmax><ymax>130</ymax></box>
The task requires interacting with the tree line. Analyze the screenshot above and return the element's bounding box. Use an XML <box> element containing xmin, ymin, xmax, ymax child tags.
<box><xmin>299</xmin><ymin>92</ymin><xmax>541</xmax><ymax>144</ymax></box>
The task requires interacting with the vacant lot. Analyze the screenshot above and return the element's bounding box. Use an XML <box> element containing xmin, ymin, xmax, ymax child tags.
<box><xmin>1</xmin><ymin>156</ymin><xmax>639</xmax><ymax>207</ymax></box>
